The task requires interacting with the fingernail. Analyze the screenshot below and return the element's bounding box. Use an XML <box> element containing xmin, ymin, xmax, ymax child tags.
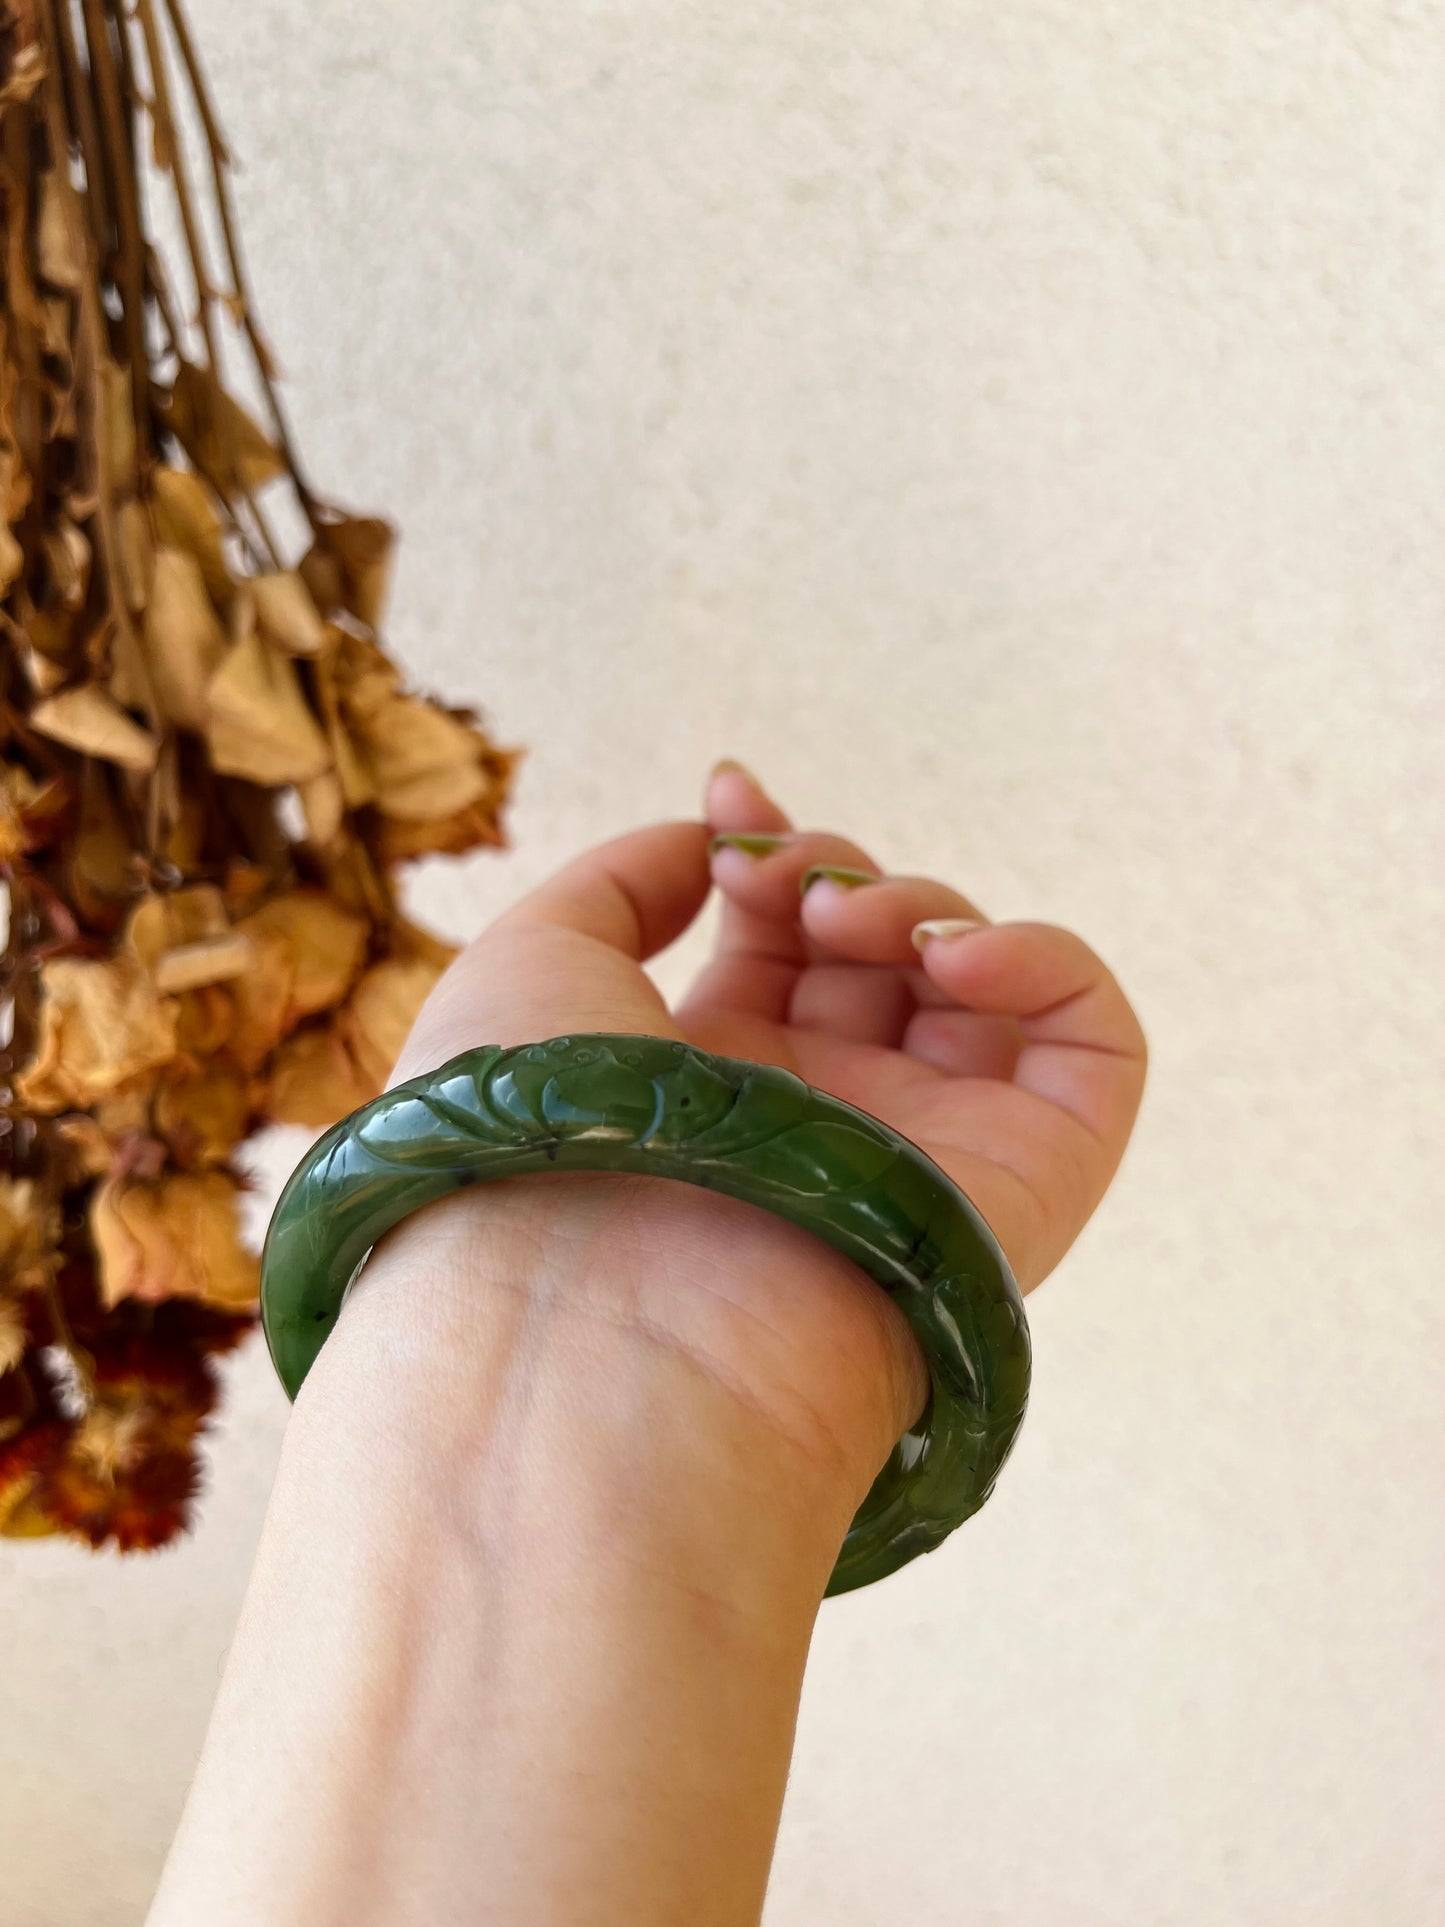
<box><xmin>710</xmin><ymin>831</ymin><xmax>790</xmax><ymax>858</ymax></box>
<box><xmin>800</xmin><ymin>865</ymin><xmax>877</xmax><ymax>897</ymax></box>
<box><xmin>911</xmin><ymin>917</ymin><xmax>984</xmax><ymax>952</ymax></box>
<box><xmin>709</xmin><ymin>757</ymin><xmax>758</xmax><ymax>786</ymax></box>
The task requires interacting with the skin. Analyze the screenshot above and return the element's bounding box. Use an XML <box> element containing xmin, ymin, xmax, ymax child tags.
<box><xmin>146</xmin><ymin>762</ymin><xmax>1146</xmax><ymax>1927</ymax></box>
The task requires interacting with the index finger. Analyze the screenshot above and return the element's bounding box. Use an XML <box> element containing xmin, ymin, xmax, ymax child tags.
<box><xmin>493</xmin><ymin>818</ymin><xmax>713</xmax><ymax>959</ymax></box>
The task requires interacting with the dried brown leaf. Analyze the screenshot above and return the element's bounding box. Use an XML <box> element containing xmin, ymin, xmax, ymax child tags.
<box><xmin>150</xmin><ymin>466</ymin><xmax>230</xmax><ymax>603</ymax></box>
<box><xmin>369</xmin><ymin>784</ymin><xmax>512</xmax><ymax>864</ymax></box>
<box><xmin>238</xmin><ymin>890</ymin><xmax>369</xmax><ymax>1020</ymax></box>
<box><xmin>391</xmin><ymin>917</ymin><xmax>461</xmax><ymax>973</ymax></box>
<box><xmin>362</xmin><ymin>700</ymin><xmax>489</xmax><ymax>822</ymax></box>
<box><xmin>37</xmin><ymin>173</ymin><xmax>80</xmax><ymax>291</ymax></box>
<box><xmin>90</xmin><ymin>1087</ymin><xmax>155</xmax><ymax>1144</ymax></box>
<box><xmin>298</xmin><ymin>770</ymin><xmax>344</xmax><ymax>845</ymax></box>
<box><xmin>224</xmin><ymin>889</ymin><xmax>368</xmax><ymax>1070</ymax></box>
<box><xmin>152</xmin><ymin>933</ymin><xmax>254</xmax><ymax>994</ymax></box>
<box><xmin>42</xmin><ymin>520</ymin><xmax>90</xmax><ymax>610</ymax></box>
<box><xmin>0</xmin><ymin>1178</ymin><xmax>59</xmax><ymax>1304</ymax></box>
<box><xmin>140</xmin><ymin>546</ymin><xmax>228</xmax><ymax>730</ymax></box>
<box><xmin>53</xmin><ymin>1116</ymin><xmax>116</xmax><ymax>1181</ymax></box>
<box><xmin>268</xmin><ymin>951</ymin><xmax>440</xmax><ymax>1126</ymax></box>
<box><xmin>164</xmin><ymin>361</ymin><xmax>284</xmax><ymax>498</ymax></box>
<box><xmin>40</xmin><ymin>294</ymin><xmax>72</xmax><ymax>363</ymax></box>
<box><xmin>0</xmin><ymin>1302</ymin><xmax>27</xmax><ymax>1378</ymax></box>
<box><xmin>91</xmin><ymin>1170</ymin><xmax>258</xmax><ymax>1310</ymax></box>
<box><xmin>266</xmin><ymin>1025</ymin><xmax>373</xmax><ymax>1128</ymax></box>
<box><xmin>31</xmin><ymin>685</ymin><xmax>158</xmax><ymax>772</ymax></box>
<box><xmin>66</xmin><ymin>764</ymin><xmax>139</xmax><ymax>927</ymax></box>
<box><xmin>0</xmin><ymin>1485</ymin><xmax>62</xmax><ymax>1541</ymax></box>
<box><xmin>159</xmin><ymin>788</ymin><xmax>208</xmax><ymax>877</ymax></box>
<box><xmin>0</xmin><ymin>434</ymin><xmax>29</xmax><ymax>520</ymax></box>
<box><xmin>16</xmin><ymin>955</ymin><xmax>176</xmax><ymax>1112</ymax></box>
<box><xmin>154</xmin><ymin>1064</ymin><xmax>251</xmax><ymax>1166</ymax></box>
<box><xmin>0</xmin><ymin>44</ymin><xmax>44</xmax><ymax>106</ymax></box>
<box><xmin>173</xmin><ymin>983</ymin><xmax>235</xmax><ymax>1060</ymax></box>
<box><xmin>346</xmin><ymin>954</ymin><xmax>439</xmax><ymax>1088</ymax></box>
<box><xmin>250</xmin><ymin>571</ymin><xmax>325</xmax><ymax>656</ymax></box>
<box><xmin>14</xmin><ymin>635</ymin><xmax>70</xmax><ymax>694</ymax></box>
<box><xmin>205</xmin><ymin>627</ymin><xmax>330</xmax><ymax>785</ymax></box>
<box><xmin>327</xmin><ymin>633</ymin><xmax>498</xmax><ymax>821</ymax></box>
<box><xmin>301</xmin><ymin>515</ymin><xmax>393</xmax><ymax>628</ymax></box>
<box><xmin>0</xmin><ymin>521</ymin><xmax>22</xmax><ymax>595</ymax></box>
<box><xmin>0</xmin><ymin>764</ymin><xmax>69</xmax><ymax>862</ymax></box>
<box><xmin>0</xmin><ymin>770</ymin><xmax>31</xmax><ymax>864</ymax></box>
<box><xmin>126</xmin><ymin>888</ymin><xmax>254</xmax><ymax>993</ymax></box>
<box><xmin>126</xmin><ymin>885</ymin><xmax>230</xmax><ymax>968</ymax></box>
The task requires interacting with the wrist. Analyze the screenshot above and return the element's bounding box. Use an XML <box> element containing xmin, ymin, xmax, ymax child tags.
<box><xmin>155</xmin><ymin>1180</ymin><xmax>844</xmax><ymax>1927</ymax></box>
<box><xmin>284</xmin><ymin>1174</ymin><xmax>877</xmax><ymax>1618</ymax></box>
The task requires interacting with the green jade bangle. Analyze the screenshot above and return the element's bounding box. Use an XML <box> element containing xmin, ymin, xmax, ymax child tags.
<box><xmin>260</xmin><ymin>1033</ymin><xmax>1031</xmax><ymax>1595</ymax></box>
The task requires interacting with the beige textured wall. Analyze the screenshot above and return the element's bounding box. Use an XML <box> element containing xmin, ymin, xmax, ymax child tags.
<box><xmin>3</xmin><ymin>4</ymin><xmax>1443</xmax><ymax>1922</ymax></box>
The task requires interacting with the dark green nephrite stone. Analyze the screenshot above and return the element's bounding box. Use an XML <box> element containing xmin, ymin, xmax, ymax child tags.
<box><xmin>260</xmin><ymin>1034</ymin><xmax>1030</xmax><ymax>1595</ymax></box>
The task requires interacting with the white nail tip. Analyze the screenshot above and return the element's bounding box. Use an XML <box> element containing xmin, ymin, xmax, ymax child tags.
<box><xmin>910</xmin><ymin>918</ymin><xmax>984</xmax><ymax>952</ymax></box>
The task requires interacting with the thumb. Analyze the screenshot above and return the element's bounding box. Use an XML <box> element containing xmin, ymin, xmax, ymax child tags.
<box><xmin>390</xmin><ymin>820</ymin><xmax>713</xmax><ymax>1083</ymax></box>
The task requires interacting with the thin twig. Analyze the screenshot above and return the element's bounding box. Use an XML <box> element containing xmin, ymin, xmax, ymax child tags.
<box><xmin>130</xmin><ymin>0</ymin><xmax>219</xmax><ymax>376</ymax></box>
<box><xmin>158</xmin><ymin>0</ymin><xmax>319</xmax><ymax>524</ymax></box>
<box><xmin>51</xmin><ymin>0</ymin><xmax>114</xmax><ymax>265</ymax></box>
<box><xmin>78</xmin><ymin>0</ymin><xmax>152</xmax><ymax>462</ymax></box>
<box><xmin>35</xmin><ymin>0</ymin><xmax>166</xmax><ymax>853</ymax></box>
<box><xmin>130</xmin><ymin>3</ymin><xmax>287</xmax><ymax>565</ymax></box>
<box><xmin>1</xmin><ymin>97</ymin><xmax>46</xmax><ymax>470</ymax></box>
<box><xmin>0</xmin><ymin>870</ymin><xmax>41</xmax><ymax>1080</ymax></box>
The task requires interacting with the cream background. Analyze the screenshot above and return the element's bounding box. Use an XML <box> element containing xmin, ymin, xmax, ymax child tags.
<box><xmin>3</xmin><ymin>3</ymin><xmax>1443</xmax><ymax>1921</ymax></box>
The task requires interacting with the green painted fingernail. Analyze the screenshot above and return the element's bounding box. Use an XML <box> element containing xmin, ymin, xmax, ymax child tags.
<box><xmin>710</xmin><ymin>832</ymin><xmax>790</xmax><ymax>858</ymax></box>
<box><xmin>800</xmin><ymin>865</ymin><xmax>877</xmax><ymax>896</ymax></box>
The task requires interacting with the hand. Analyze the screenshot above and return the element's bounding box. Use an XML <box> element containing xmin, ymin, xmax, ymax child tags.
<box><xmin>683</xmin><ymin>761</ymin><xmax>1148</xmax><ymax>1292</ymax></box>
<box><xmin>338</xmin><ymin>761</ymin><xmax>1146</xmax><ymax>1541</ymax></box>
<box><xmin>148</xmin><ymin>766</ymin><xmax>1146</xmax><ymax>1927</ymax></box>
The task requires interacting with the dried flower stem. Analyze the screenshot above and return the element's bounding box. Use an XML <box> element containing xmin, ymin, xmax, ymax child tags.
<box><xmin>36</xmin><ymin>0</ymin><xmax>157</xmax><ymax>712</ymax></box>
<box><xmin>158</xmin><ymin>0</ymin><xmax>318</xmax><ymax>523</ymax></box>
<box><xmin>130</xmin><ymin>0</ymin><xmax>218</xmax><ymax>378</ymax></box>
<box><xmin>0</xmin><ymin>0</ymin><xmax>517</xmax><ymax>1552</ymax></box>
<box><xmin>51</xmin><ymin>0</ymin><xmax>113</xmax><ymax>262</ymax></box>
<box><xmin>79</xmin><ymin>0</ymin><xmax>151</xmax><ymax>463</ymax></box>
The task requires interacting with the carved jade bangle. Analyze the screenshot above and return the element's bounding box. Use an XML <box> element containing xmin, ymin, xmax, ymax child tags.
<box><xmin>259</xmin><ymin>1033</ymin><xmax>1031</xmax><ymax>1595</ymax></box>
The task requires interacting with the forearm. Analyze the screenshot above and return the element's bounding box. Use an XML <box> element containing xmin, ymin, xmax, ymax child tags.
<box><xmin>148</xmin><ymin>1189</ymin><xmax>858</xmax><ymax>1927</ymax></box>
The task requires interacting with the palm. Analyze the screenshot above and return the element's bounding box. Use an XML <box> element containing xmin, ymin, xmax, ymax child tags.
<box><xmin>397</xmin><ymin>767</ymin><xmax>1144</xmax><ymax>1304</ymax></box>
<box><xmin>388</xmin><ymin>768</ymin><xmax>1144</xmax><ymax>1483</ymax></box>
<box><xmin>677</xmin><ymin>1007</ymin><xmax>1060</xmax><ymax>1285</ymax></box>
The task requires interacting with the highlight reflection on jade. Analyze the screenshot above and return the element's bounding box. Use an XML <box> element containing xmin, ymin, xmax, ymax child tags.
<box><xmin>259</xmin><ymin>1033</ymin><xmax>1031</xmax><ymax>1595</ymax></box>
